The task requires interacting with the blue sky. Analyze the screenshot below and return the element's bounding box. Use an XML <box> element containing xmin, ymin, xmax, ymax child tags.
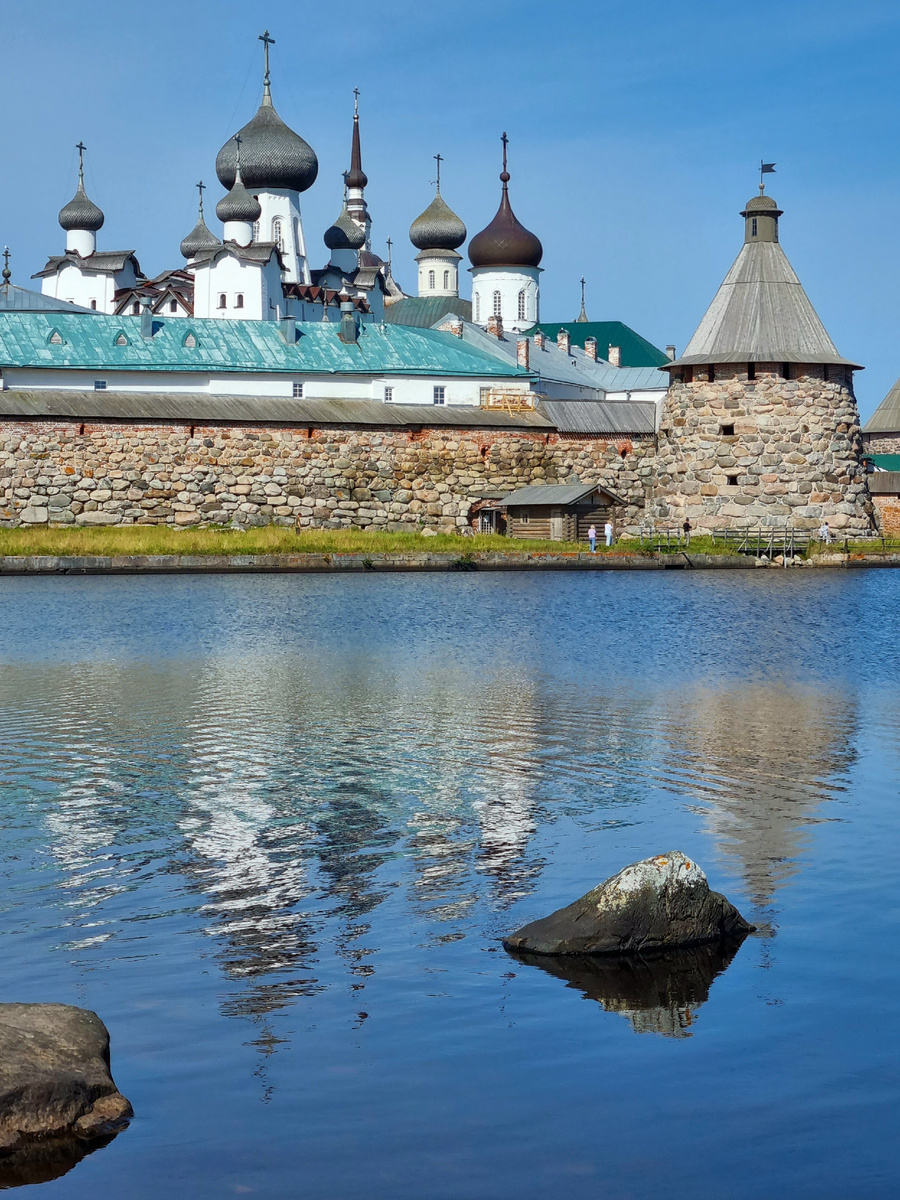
<box><xmin>2</xmin><ymin>0</ymin><xmax>899</xmax><ymax>416</ymax></box>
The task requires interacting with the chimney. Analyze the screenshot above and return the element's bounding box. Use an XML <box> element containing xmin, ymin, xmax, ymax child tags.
<box><xmin>666</xmin><ymin>344</ymin><xmax>677</xmax><ymax>361</ymax></box>
<box><xmin>584</xmin><ymin>336</ymin><xmax>598</xmax><ymax>362</ymax></box>
<box><xmin>338</xmin><ymin>298</ymin><xmax>359</xmax><ymax>344</ymax></box>
<box><xmin>608</xmin><ymin>345</ymin><xmax>621</xmax><ymax>367</ymax></box>
<box><xmin>139</xmin><ymin>296</ymin><xmax>154</xmax><ymax>340</ymax></box>
<box><xmin>517</xmin><ymin>336</ymin><xmax>530</xmax><ymax>369</ymax></box>
<box><xmin>280</xmin><ymin>316</ymin><xmax>298</xmax><ymax>344</ymax></box>
<box><xmin>557</xmin><ymin>328</ymin><xmax>570</xmax><ymax>354</ymax></box>
<box><xmin>448</xmin><ymin>316</ymin><xmax>463</xmax><ymax>338</ymax></box>
<box><xmin>533</xmin><ymin>329</ymin><xmax>545</xmax><ymax>350</ymax></box>
<box><xmin>485</xmin><ymin>314</ymin><xmax>503</xmax><ymax>338</ymax></box>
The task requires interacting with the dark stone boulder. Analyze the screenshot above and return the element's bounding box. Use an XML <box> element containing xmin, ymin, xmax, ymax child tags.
<box><xmin>503</xmin><ymin>851</ymin><xmax>754</xmax><ymax>956</ymax></box>
<box><xmin>0</xmin><ymin>1004</ymin><xmax>132</xmax><ymax>1160</ymax></box>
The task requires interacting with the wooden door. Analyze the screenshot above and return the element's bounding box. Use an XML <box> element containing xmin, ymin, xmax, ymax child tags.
<box><xmin>550</xmin><ymin>509</ymin><xmax>564</xmax><ymax>540</ymax></box>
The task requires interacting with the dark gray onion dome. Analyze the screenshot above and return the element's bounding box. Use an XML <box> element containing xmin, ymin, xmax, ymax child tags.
<box><xmin>324</xmin><ymin>202</ymin><xmax>365</xmax><ymax>251</ymax></box>
<box><xmin>58</xmin><ymin>178</ymin><xmax>104</xmax><ymax>232</ymax></box>
<box><xmin>468</xmin><ymin>186</ymin><xmax>542</xmax><ymax>268</ymax></box>
<box><xmin>216</xmin><ymin>92</ymin><xmax>318</xmax><ymax>194</ymax></box>
<box><xmin>180</xmin><ymin>213</ymin><xmax>222</xmax><ymax>260</ymax></box>
<box><xmin>409</xmin><ymin>190</ymin><xmax>466</xmax><ymax>251</ymax></box>
<box><xmin>216</xmin><ymin>169</ymin><xmax>262</xmax><ymax>225</ymax></box>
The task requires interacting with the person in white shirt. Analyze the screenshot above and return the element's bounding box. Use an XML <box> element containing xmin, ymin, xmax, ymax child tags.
<box><xmin>819</xmin><ymin>521</ymin><xmax>832</xmax><ymax>544</ymax></box>
<box><xmin>604</xmin><ymin>520</ymin><xmax>614</xmax><ymax>548</ymax></box>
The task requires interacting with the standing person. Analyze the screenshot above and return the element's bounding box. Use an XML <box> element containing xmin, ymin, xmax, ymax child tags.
<box><xmin>588</xmin><ymin>524</ymin><xmax>597</xmax><ymax>554</ymax></box>
<box><xmin>819</xmin><ymin>520</ymin><xmax>832</xmax><ymax>544</ymax></box>
<box><xmin>683</xmin><ymin>518</ymin><xmax>692</xmax><ymax>547</ymax></box>
<box><xmin>604</xmin><ymin>519</ymin><xmax>614</xmax><ymax>548</ymax></box>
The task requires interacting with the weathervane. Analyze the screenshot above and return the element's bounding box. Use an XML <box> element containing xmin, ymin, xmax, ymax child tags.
<box><xmin>759</xmin><ymin>159</ymin><xmax>776</xmax><ymax>193</ymax></box>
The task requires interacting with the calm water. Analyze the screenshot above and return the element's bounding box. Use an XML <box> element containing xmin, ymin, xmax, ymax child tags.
<box><xmin>1</xmin><ymin>569</ymin><xmax>898</xmax><ymax>1197</ymax></box>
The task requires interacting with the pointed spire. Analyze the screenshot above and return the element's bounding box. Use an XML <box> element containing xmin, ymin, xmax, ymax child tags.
<box><xmin>346</xmin><ymin>87</ymin><xmax>368</xmax><ymax>190</ymax></box>
<box><xmin>468</xmin><ymin>133</ymin><xmax>542</xmax><ymax>268</ymax></box>
<box><xmin>576</xmin><ymin>276</ymin><xmax>588</xmax><ymax>322</ymax></box>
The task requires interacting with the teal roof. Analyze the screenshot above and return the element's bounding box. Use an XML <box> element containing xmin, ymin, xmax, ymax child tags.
<box><xmin>384</xmin><ymin>296</ymin><xmax>473</xmax><ymax>328</ymax></box>
<box><xmin>866</xmin><ymin>454</ymin><xmax>900</xmax><ymax>471</ymax></box>
<box><xmin>0</xmin><ymin>311</ymin><xmax>529</xmax><ymax>378</ymax></box>
<box><xmin>525</xmin><ymin>321</ymin><xmax>668</xmax><ymax>368</ymax></box>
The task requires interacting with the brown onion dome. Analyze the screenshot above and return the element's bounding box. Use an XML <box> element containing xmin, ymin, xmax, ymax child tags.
<box><xmin>468</xmin><ymin>146</ymin><xmax>542</xmax><ymax>268</ymax></box>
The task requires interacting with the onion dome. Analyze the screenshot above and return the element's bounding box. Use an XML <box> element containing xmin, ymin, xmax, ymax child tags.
<box><xmin>345</xmin><ymin>108</ymin><xmax>367</xmax><ymax>190</ymax></box>
<box><xmin>410</xmin><ymin>189</ymin><xmax>466</xmax><ymax>251</ymax></box>
<box><xmin>216</xmin><ymin>85</ymin><xmax>318</xmax><ymax>195</ymax></box>
<box><xmin>324</xmin><ymin>197</ymin><xmax>365</xmax><ymax>251</ymax></box>
<box><xmin>216</xmin><ymin>145</ymin><xmax>262</xmax><ymax>225</ymax></box>
<box><xmin>181</xmin><ymin>185</ymin><xmax>222</xmax><ymax>259</ymax></box>
<box><xmin>58</xmin><ymin>152</ymin><xmax>104</xmax><ymax>232</ymax></box>
<box><xmin>468</xmin><ymin>135</ymin><xmax>542</xmax><ymax>268</ymax></box>
<box><xmin>358</xmin><ymin>249</ymin><xmax>383</xmax><ymax>268</ymax></box>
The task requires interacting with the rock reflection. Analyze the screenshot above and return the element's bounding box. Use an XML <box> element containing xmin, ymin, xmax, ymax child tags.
<box><xmin>0</xmin><ymin>1132</ymin><xmax>117</xmax><ymax>1189</ymax></box>
<box><xmin>507</xmin><ymin>937</ymin><xmax>748</xmax><ymax>1037</ymax></box>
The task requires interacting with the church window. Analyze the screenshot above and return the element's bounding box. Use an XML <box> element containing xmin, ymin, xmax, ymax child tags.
<box><xmin>90</xmin><ymin>299</ymin><xmax>97</xmax><ymax>310</ymax></box>
<box><xmin>517</xmin><ymin>290</ymin><xmax>526</xmax><ymax>321</ymax></box>
<box><xmin>114</xmin><ymin>333</ymin><xmax>128</xmax><ymax>346</ymax></box>
<box><xmin>751</xmin><ymin>217</ymin><xmax>758</xmax><ymax>237</ymax></box>
<box><xmin>94</xmin><ymin>380</ymin><xmax>107</xmax><ymax>391</ymax></box>
<box><xmin>48</xmin><ymin>330</ymin><xmax>63</xmax><ymax>345</ymax></box>
<box><xmin>272</xmin><ymin>219</ymin><xmax>284</xmax><ymax>251</ymax></box>
<box><xmin>169</xmin><ymin>299</ymin><xmax>177</xmax><ymax>313</ymax></box>
<box><xmin>217</xmin><ymin>294</ymin><xmax>227</xmax><ymax>309</ymax></box>
<box><xmin>492</xmin><ymin>290</ymin><xmax>502</xmax><ymax>317</ymax></box>
<box><xmin>293</xmin><ymin>381</ymin><xmax>304</xmax><ymax>398</ymax></box>
<box><xmin>183</xmin><ymin>332</ymin><xmax>197</xmax><ymax>348</ymax></box>
<box><xmin>253</xmin><ymin>221</ymin><xmax>260</xmax><ymax>242</ymax></box>
<box><xmin>443</xmin><ymin>270</ymin><xmax>450</xmax><ymax>289</ymax></box>
<box><xmin>132</xmin><ymin>301</ymin><xmax>140</xmax><ymax>315</ymax></box>
<box><xmin>384</xmin><ymin>386</ymin><xmax>394</xmax><ymax>402</ymax></box>
<box><xmin>235</xmin><ymin>293</ymin><xmax>244</xmax><ymax>309</ymax></box>
<box><xmin>474</xmin><ymin>293</ymin><xmax>480</xmax><ymax>322</ymax></box>
<box><xmin>428</xmin><ymin>270</ymin><xmax>436</xmax><ymax>289</ymax></box>
<box><xmin>433</xmin><ymin>386</ymin><xmax>446</xmax><ymax>405</ymax></box>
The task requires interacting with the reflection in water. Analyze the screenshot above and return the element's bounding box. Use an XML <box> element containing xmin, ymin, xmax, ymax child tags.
<box><xmin>0</xmin><ymin>1132</ymin><xmax>118</xmax><ymax>1189</ymax></box>
<box><xmin>507</xmin><ymin>938</ymin><xmax>748</xmax><ymax>1038</ymax></box>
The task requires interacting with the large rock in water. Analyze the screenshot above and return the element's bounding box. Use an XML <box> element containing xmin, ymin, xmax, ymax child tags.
<box><xmin>0</xmin><ymin>1004</ymin><xmax>132</xmax><ymax>1161</ymax></box>
<box><xmin>503</xmin><ymin>851</ymin><xmax>754</xmax><ymax>955</ymax></box>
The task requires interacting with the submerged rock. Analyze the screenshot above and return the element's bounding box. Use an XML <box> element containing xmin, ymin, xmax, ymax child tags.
<box><xmin>0</xmin><ymin>1004</ymin><xmax>132</xmax><ymax>1159</ymax></box>
<box><xmin>507</xmin><ymin>939</ymin><xmax>746</xmax><ymax>1038</ymax></box>
<box><xmin>503</xmin><ymin>851</ymin><xmax>754</xmax><ymax>956</ymax></box>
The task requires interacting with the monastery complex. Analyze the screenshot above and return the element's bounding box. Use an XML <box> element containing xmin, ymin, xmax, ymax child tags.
<box><xmin>0</xmin><ymin>33</ymin><xmax>892</xmax><ymax>537</ymax></box>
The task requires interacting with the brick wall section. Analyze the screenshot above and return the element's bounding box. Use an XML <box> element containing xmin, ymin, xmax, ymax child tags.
<box><xmin>0</xmin><ymin>420</ymin><xmax>656</xmax><ymax>532</ymax></box>
<box><xmin>872</xmin><ymin>495</ymin><xmax>900</xmax><ymax>535</ymax></box>
<box><xmin>862</xmin><ymin>433</ymin><xmax>900</xmax><ymax>455</ymax></box>
<box><xmin>647</xmin><ymin>363</ymin><xmax>874</xmax><ymax>533</ymax></box>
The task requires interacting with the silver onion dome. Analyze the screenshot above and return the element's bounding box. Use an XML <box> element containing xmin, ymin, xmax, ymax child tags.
<box><xmin>215</xmin><ymin>151</ymin><xmax>262</xmax><ymax>225</ymax></box>
<box><xmin>409</xmin><ymin>189</ymin><xmax>466</xmax><ymax>252</ymax></box>
<box><xmin>324</xmin><ymin>200</ymin><xmax>365</xmax><ymax>251</ymax></box>
<box><xmin>58</xmin><ymin>177</ymin><xmax>104</xmax><ymax>232</ymax></box>
<box><xmin>180</xmin><ymin>208</ymin><xmax>222</xmax><ymax>260</ymax></box>
<box><xmin>216</xmin><ymin>90</ymin><xmax>318</xmax><ymax>195</ymax></box>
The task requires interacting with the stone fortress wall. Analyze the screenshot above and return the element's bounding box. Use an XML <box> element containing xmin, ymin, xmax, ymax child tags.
<box><xmin>647</xmin><ymin>364</ymin><xmax>874</xmax><ymax>533</ymax></box>
<box><xmin>0</xmin><ymin>419</ymin><xmax>657</xmax><ymax>533</ymax></box>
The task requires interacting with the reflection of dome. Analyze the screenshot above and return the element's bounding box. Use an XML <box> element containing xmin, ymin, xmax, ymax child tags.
<box><xmin>324</xmin><ymin>202</ymin><xmax>365</xmax><ymax>251</ymax></box>
<box><xmin>410</xmin><ymin>190</ymin><xmax>466</xmax><ymax>251</ymax></box>
<box><xmin>216</xmin><ymin>93</ymin><xmax>318</xmax><ymax>194</ymax></box>
<box><xmin>180</xmin><ymin>211</ymin><xmax>222</xmax><ymax>260</ymax></box>
<box><xmin>59</xmin><ymin>179</ymin><xmax>104</xmax><ymax>232</ymax></box>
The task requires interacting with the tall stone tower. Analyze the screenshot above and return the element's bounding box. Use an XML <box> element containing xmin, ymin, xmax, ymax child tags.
<box><xmin>649</xmin><ymin>186</ymin><xmax>873</xmax><ymax>534</ymax></box>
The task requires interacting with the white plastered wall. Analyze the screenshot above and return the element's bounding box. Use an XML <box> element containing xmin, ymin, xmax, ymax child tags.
<box><xmin>254</xmin><ymin>189</ymin><xmax>310</xmax><ymax>284</ymax></box>
<box><xmin>470</xmin><ymin>265</ymin><xmax>540</xmax><ymax>332</ymax></box>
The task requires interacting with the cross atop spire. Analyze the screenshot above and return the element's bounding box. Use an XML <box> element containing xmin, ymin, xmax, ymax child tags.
<box><xmin>196</xmin><ymin>180</ymin><xmax>206</xmax><ymax>214</ymax></box>
<box><xmin>353</xmin><ymin>87</ymin><xmax>360</xmax><ymax>116</ymax></box>
<box><xmin>576</xmin><ymin>276</ymin><xmax>589</xmax><ymax>323</ymax></box>
<box><xmin>259</xmin><ymin>29</ymin><xmax>275</xmax><ymax>88</ymax></box>
<box><xmin>2</xmin><ymin>246</ymin><xmax>10</xmax><ymax>286</ymax></box>
<box><xmin>386</xmin><ymin>237</ymin><xmax>392</xmax><ymax>270</ymax></box>
<box><xmin>75</xmin><ymin>141</ymin><xmax>86</xmax><ymax>183</ymax></box>
<box><xmin>500</xmin><ymin>132</ymin><xmax>509</xmax><ymax>186</ymax></box>
<box><xmin>433</xmin><ymin>153</ymin><xmax>443</xmax><ymax>192</ymax></box>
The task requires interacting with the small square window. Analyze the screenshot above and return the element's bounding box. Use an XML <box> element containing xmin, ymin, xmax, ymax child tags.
<box><xmin>433</xmin><ymin>386</ymin><xmax>446</xmax><ymax>405</ymax></box>
<box><xmin>726</xmin><ymin>474</ymin><xmax>738</xmax><ymax>486</ymax></box>
<box><xmin>94</xmin><ymin>380</ymin><xmax>107</xmax><ymax>391</ymax></box>
<box><xmin>520</xmin><ymin>512</ymin><xmax>529</xmax><ymax>524</ymax></box>
<box><xmin>720</xmin><ymin>423</ymin><xmax>735</xmax><ymax>437</ymax></box>
<box><xmin>384</xmin><ymin>386</ymin><xmax>394</xmax><ymax>402</ymax></box>
<box><xmin>293</xmin><ymin>382</ymin><xmax>304</xmax><ymax>398</ymax></box>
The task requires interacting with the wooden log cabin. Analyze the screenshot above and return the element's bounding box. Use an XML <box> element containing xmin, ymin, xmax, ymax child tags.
<box><xmin>499</xmin><ymin>483</ymin><xmax>625</xmax><ymax>541</ymax></box>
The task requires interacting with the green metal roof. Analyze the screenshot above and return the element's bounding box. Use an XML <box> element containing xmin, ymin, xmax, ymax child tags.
<box><xmin>0</xmin><ymin>311</ymin><xmax>529</xmax><ymax>378</ymax></box>
<box><xmin>384</xmin><ymin>296</ymin><xmax>473</xmax><ymax>328</ymax></box>
<box><xmin>525</xmin><ymin>321</ymin><xmax>669</xmax><ymax>368</ymax></box>
<box><xmin>866</xmin><ymin>454</ymin><xmax>900</xmax><ymax>471</ymax></box>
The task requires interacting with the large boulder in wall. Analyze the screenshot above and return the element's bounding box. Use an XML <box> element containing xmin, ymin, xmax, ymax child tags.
<box><xmin>0</xmin><ymin>1003</ymin><xmax>132</xmax><ymax>1166</ymax></box>
<box><xmin>503</xmin><ymin>851</ymin><xmax>754</xmax><ymax>956</ymax></box>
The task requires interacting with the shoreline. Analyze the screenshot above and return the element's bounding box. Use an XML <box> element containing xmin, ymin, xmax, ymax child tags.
<box><xmin>2</xmin><ymin>550</ymin><xmax>898</xmax><ymax>575</ymax></box>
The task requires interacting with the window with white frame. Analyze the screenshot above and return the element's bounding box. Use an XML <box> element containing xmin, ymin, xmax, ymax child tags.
<box><xmin>272</xmin><ymin>218</ymin><xmax>284</xmax><ymax>251</ymax></box>
<box><xmin>517</xmin><ymin>290</ymin><xmax>526</xmax><ymax>321</ymax></box>
<box><xmin>428</xmin><ymin>270</ymin><xmax>435</xmax><ymax>289</ymax></box>
<box><xmin>94</xmin><ymin>380</ymin><xmax>107</xmax><ymax>391</ymax></box>
<box><xmin>384</xmin><ymin>385</ymin><xmax>394</xmax><ymax>402</ymax></box>
<box><xmin>217</xmin><ymin>294</ymin><xmax>226</xmax><ymax>309</ymax></box>
<box><xmin>169</xmin><ymin>299</ymin><xmax>177</xmax><ymax>313</ymax></box>
<box><xmin>492</xmin><ymin>290</ymin><xmax>502</xmax><ymax>316</ymax></box>
<box><xmin>252</xmin><ymin>221</ymin><xmax>260</xmax><ymax>242</ymax></box>
<box><xmin>433</xmin><ymin>386</ymin><xmax>446</xmax><ymax>405</ymax></box>
<box><xmin>443</xmin><ymin>270</ymin><xmax>449</xmax><ymax>289</ymax></box>
<box><xmin>235</xmin><ymin>294</ymin><xmax>244</xmax><ymax>309</ymax></box>
<box><xmin>293</xmin><ymin>381</ymin><xmax>303</xmax><ymax>398</ymax></box>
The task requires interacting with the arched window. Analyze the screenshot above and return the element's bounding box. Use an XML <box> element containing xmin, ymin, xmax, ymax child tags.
<box><xmin>183</xmin><ymin>332</ymin><xmax>197</xmax><ymax>348</ymax></box>
<box><xmin>235</xmin><ymin>294</ymin><xmax>244</xmax><ymax>309</ymax></box>
<box><xmin>114</xmin><ymin>332</ymin><xmax>128</xmax><ymax>346</ymax></box>
<box><xmin>517</xmin><ymin>290</ymin><xmax>526</xmax><ymax>321</ymax></box>
<box><xmin>474</xmin><ymin>293</ymin><xmax>480</xmax><ymax>322</ymax></box>
<box><xmin>217</xmin><ymin>294</ymin><xmax>227</xmax><ymax>309</ymax></box>
<box><xmin>169</xmin><ymin>299</ymin><xmax>177</xmax><ymax>313</ymax></box>
<box><xmin>272</xmin><ymin>218</ymin><xmax>284</xmax><ymax>251</ymax></box>
<box><xmin>48</xmin><ymin>329</ymin><xmax>63</xmax><ymax>345</ymax></box>
<box><xmin>751</xmin><ymin>217</ymin><xmax>758</xmax><ymax>238</ymax></box>
<box><xmin>443</xmin><ymin>270</ymin><xmax>450</xmax><ymax>289</ymax></box>
<box><xmin>90</xmin><ymin>299</ymin><xmax>97</xmax><ymax>310</ymax></box>
<box><xmin>132</xmin><ymin>301</ymin><xmax>140</xmax><ymax>315</ymax></box>
<box><xmin>252</xmin><ymin>221</ymin><xmax>260</xmax><ymax>242</ymax></box>
<box><xmin>428</xmin><ymin>270</ymin><xmax>435</xmax><ymax>289</ymax></box>
<box><xmin>492</xmin><ymin>290</ymin><xmax>502</xmax><ymax>316</ymax></box>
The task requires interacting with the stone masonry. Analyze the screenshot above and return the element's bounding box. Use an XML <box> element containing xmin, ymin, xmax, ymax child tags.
<box><xmin>647</xmin><ymin>364</ymin><xmax>874</xmax><ymax>533</ymax></box>
<box><xmin>0</xmin><ymin>420</ymin><xmax>655</xmax><ymax>532</ymax></box>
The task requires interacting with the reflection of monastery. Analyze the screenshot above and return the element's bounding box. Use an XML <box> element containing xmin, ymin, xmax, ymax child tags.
<box><xmin>0</xmin><ymin>31</ymin><xmax>875</xmax><ymax>533</ymax></box>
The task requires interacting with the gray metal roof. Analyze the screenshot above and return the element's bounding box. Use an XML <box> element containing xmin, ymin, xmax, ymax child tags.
<box><xmin>0</xmin><ymin>284</ymin><xmax>95</xmax><ymax>313</ymax></box>
<box><xmin>385</xmin><ymin>297</ymin><xmax>473</xmax><ymax>328</ymax></box>
<box><xmin>862</xmin><ymin>376</ymin><xmax>900</xmax><ymax>433</ymax></box>
<box><xmin>670</xmin><ymin>241</ymin><xmax>860</xmax><ymax>369</ymax></box>
<box><xmin>538</xmin><ymin>399</ymin><xmax>657</xmax><ymax>434</ymax></box>
<box><xmin>865</xmin><ymin>471</ymin><xmax>900</xmax><ymax>493</ymax></box>
<box><xmin>33</xmin><ymin>251</ymin><xmax>141</xmax><ymax>279</ymax></box>
<box><xmin>499</xmin><ymin>482</ymin><xmax>626</xmax><ymax>506</ymax></box>
<box><xmin>0</xmin><ymin>391</ymin><xmax>554</xmax><ymax>428</ymax></box>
